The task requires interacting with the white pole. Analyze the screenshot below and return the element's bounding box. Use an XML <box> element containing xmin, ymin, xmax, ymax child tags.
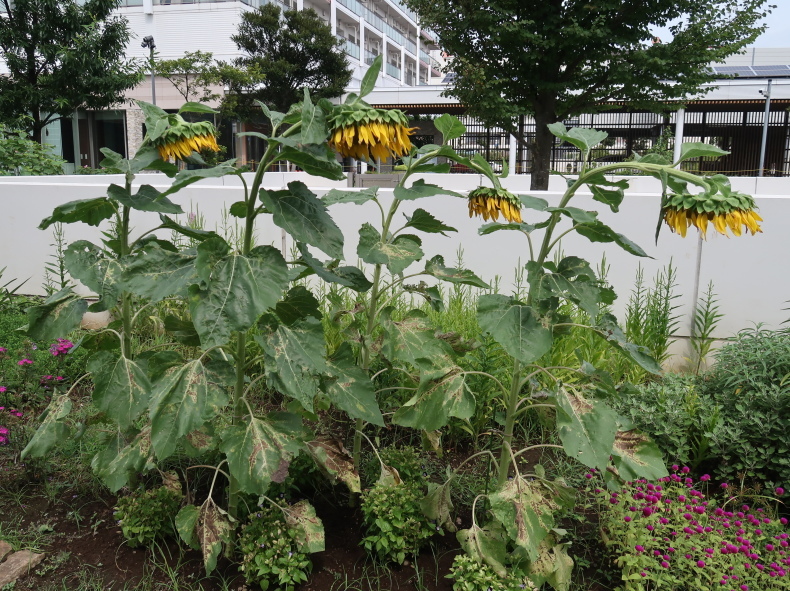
<box><xmin>672</xmin><ymin>108</ymin><xmax>685</xmax><ymax>165</ymax></box>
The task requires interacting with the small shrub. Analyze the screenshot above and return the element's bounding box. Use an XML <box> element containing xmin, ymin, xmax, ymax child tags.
<box><xmin>361</xmin><ymin>480</ymin><xmax>436</xmax><ymax>564</ymax></box>
<box><xmin>448</xmin><ymin>553</ymin><xmax>536</xmax><ymax>591</ymax></box>
<box><xmin>238</xmin><ymin>506</ymin><xmax>311</xmax><ymax>591</ymax></box>
<box><xmin>698</xmin><ymin>328</ymin><xmax>790</xmax><ymax>487</ymax></box>
<box><xmin>612</xmin><ymin>373</ymin><xmax>721</xmax><ymax>471</ymax></box>
<box><xmin>592</xmin><ymin>466</ymin><xmax>790</xmax><ymax>590</ymax></box>
<box><xmin>114</xmin><ymin>486</ymin><xmax>182</xmax><ymax>548</ymax></box>
<box><xmin>379</xmin><ymin>446</ymin><xmax>426</xmax><ymax>485</ymax></box>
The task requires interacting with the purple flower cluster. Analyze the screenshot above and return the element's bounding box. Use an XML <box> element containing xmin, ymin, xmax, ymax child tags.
<box><xmin>0</xmin><ymin>407</ymin><xmax>23</xmax><ymax>445</ymax></box>
<box><xmin>593</xmin><ymin>466</ymin><xmax>790</xmax><ymax>590</ymax></box>
<box><xmin>49</xmin><ymin>338</ymin><xmax>73</xmax><ymax>357</ymax></box>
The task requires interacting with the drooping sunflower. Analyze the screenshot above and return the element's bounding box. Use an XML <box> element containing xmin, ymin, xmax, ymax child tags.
<box><xmin>468</xmin><ymin>187</ymin><xmax>523</xmax><ymax>223</ymax></box>
<box><xmin>152</xmin><ymin>116</ymin><xmax>220</xmax><ymax>161</ymax></box>
<box><xmin>328</xmin><ymin>106</ymin><xmax>416</xmax><ymax>161</ymax></box>
<box><xmin>663</xmin><ymin>189</ymin><xmax>762</xmax><ymax>238</ymax></box>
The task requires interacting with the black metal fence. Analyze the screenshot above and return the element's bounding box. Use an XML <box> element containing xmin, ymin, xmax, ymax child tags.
<box><xmin>445</xmin><ymin>106</ymin><xmax>790</xmax><ymax>177</ymax></box>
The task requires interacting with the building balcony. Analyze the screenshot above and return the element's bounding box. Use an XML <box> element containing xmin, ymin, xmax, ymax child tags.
<box><xmin>338</xmin><ymin>36</ymin><xmax>361</xmax><ymax>60</ymax></box>
<box><xmin>386</xmin><ymin>63</ymin><xmax>401</xmax><ymax>79</ymax></box>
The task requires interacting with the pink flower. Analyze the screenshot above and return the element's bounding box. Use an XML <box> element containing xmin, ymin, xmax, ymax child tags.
<box><xmin>17</xmin><ymin>359</ymin><xmax>32</xmax><ymax>366</ymax></box>
<box><xmin>776</xmin><ymin>487</ymin><xmax>785</xmax><ymax>496</ymax></box>
<box><xmin>0</xmin><ymin>387</ymin><xmax>5</xmax><ymax>393</ymax></box>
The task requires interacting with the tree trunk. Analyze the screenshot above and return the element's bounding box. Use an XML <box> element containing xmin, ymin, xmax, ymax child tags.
<box><xmin>531</xmin><ymin>109</ymin><xmax>556</xmax><ymax>191</ymax></box>
<box><xmin>32</xmin><ymin>110</ymin><xmax>43</xmax><ymax>145</ymax></box>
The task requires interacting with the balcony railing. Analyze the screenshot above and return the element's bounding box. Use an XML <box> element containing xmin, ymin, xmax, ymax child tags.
<box><xmin>364</xmin><ymin>50</ymin><xmax>379</xmax><ymax>66</ymax></box>
<box><xmin>386</xmin><ymin>63</ymin><xmax>401</xmax><ymax>79</ymax></box>
<box><xmin>338</xmin><ymin>36</ymin><xmax>361</xmax><ymax>60</ymax></box>
<box><xmin>405</xmin><ymin>72</ymin><xmax>417</xmax><ymax>86</ymax></box>
<box><xmin>335</xmin><ymin>0</ymin><xmax>416</xmax><ymax>54</ymax></box>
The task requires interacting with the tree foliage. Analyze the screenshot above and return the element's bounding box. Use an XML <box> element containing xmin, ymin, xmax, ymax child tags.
<box><xmin>403</xmin><ymin>0</ymin><xmax>773</xmax><ymax>190</ymax></box>
<box><xmin>224</xmin><ymin>3</ymin><xmax>352</xmax><ymax>116</ymax></box>
<box><xmin>155</xmin><ymin>51</ymin><xmax>223</xmax><ymax>105</ymax></box>
<box><xmin>0</xmin><ymin>0</ymin><xmax>142</xmax><ymax>143</ymax></box>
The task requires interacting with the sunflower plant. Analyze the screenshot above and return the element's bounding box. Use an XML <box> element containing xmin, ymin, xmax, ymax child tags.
<box><xmin>16</xmin><ymin>54</ymin><xmax>760</xmax><ymax>588</ymax></box>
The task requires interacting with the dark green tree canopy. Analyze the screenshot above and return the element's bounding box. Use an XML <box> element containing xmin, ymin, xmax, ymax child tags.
<box><xmin>226</xmin><ymin>3</ymin><xmax>352</xmax><ymax>116</ymax></box>
<box><xmin>0</xmin><ymin>0</ymin><xmax>141</xmax><ymax>143</ymax></box>
<box><xmin>404</xmin><ymin>0</ymin><xmax>773</xmax><ymax>189</ymax></box>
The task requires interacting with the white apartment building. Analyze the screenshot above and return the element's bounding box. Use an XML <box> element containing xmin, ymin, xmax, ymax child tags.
<box><xmin>2</xmin><ymin>0</ymin><xmax>445</xmax><ymax>170</ymax></box>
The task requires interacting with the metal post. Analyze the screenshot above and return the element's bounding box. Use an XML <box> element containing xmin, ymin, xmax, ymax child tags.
<box><xmin>141</xmin><ymin>36</ymin><xmax>157</xmax><ymax>106</ymax></box>
<box><xmin>673</xmin><ymin>108</ymin><xmax>685</xmax><ymax>165</ymax></box>
<box><xmin>758</xmin><ymin>78</ymin><xmax>772</xmax><ymax>177</ymax></box>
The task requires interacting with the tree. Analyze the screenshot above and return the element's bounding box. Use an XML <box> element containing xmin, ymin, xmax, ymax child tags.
<box><xmin>225</xmin><ymin>3</ymin><xmax>352</xmax><ymax>117</ymax></box>
<box><xmin>0</xmin><ymin>0</ymin><xmax>141</xmax><ymax>144</ymax></box>
<box><xmin>404</xmin><ymin>0</ymin><xmax>773</xmax><ymax>190</ymax></box>
<box><xmin>156</xmin><ymin>51</ymin><xmax>223</xmax><ymax>105</ymax></box>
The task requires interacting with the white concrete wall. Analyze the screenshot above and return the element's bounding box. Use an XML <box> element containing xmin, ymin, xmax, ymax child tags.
<box><xmin>1</xmin><ymin>172</ymin><xmax>788</xmax><ymax>365</ymax></box>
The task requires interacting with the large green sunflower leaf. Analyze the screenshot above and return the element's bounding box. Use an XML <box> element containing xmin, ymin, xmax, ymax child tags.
<box><xmin>548</xmin><ymin>122</ymin><xmax>607</xmax><ymax>156</ymax></box>
<box><xmin>198</xmin><ymin>499</ymin><xmax>232</xmax><ymax>575</ymax></box>
<box><xmin>424</xmin><ymin>255</ymin><xmax>489</xmax><ymax>288</ymax></box>
<box><xmin>575</xmin><ymin>221</ymin><xmax>650</xmax><ymax>258</ymax></box>
<box><xmin>260</xmin><ymin>182</ymin><xmax>344</xmax><ymax>259</ymax></box>
<box><xmin>322</xmin><ymin>187</ymin><xmax>379</xmax><ymax>206</ymax></box>
<box><xmin>488</xmin><ymin>475</ymin><xmax>556</xmax><ymax>562</ymax></box>
<box><xmin>323</xmin><ymin>342</ymin><xmax>384</xmax><ymax>426</ymax></box>
<box><xmin>300</xmin><ymin>89</ymin><xmax>328</xmax><ymax>145</ymax></box>
<box><xmin>92</xmin><ymin>427</ymin><xmax>155</xmax><ymax>493</ymax></box>
<box><xmin>189</xmin><ymin>246</ymin><xmax>288</xmax><ymax>348</ymax></box>
<box><xmin>404</xmin><ymin>209</ymin><xmax>457</xmax><ymax>235</ymax></box>
<box><xmin>63</xmin><ymin>240</ymin><xmax>121</xmax><ymax>312</ymax></box>
<box><xmin>611</xmin><ymin>422</ymin><xmax>668</xmax><ymax>481</ymax></box>
<box><xmin>24</xmin><ymin>288</ymin><xmax>87</xmax><ymax>342</ymax></box>
<box><xmin>160</xmin><ymin>162</ymin><xmax>237</xmax><ymax>197</ymax></box>
<box><xmin>381</xmin><ymin>308</ymin><xmax>451</xmax><ymax>366</ymax></box>
<box><xmin>122</xmin><ymin>243</ymin><xmax>198</xmax><ymax>302</ymax></box>
<box><xmin>278</xmin><ymin>143</ymin><xmax>345</xmax><ymax>180</ymax></box>
<box><xmin>434</xmin><ymin>113</ymin><xmax>466</xmax><ymax>142</ymax></box>
<box><xmin>678</xmin><ymin>142</ymin><xmax>729</xmax><ymax>162</ymax></box>
<box><xmin>39</xmin><ymin>197</ymin><xmax>116</xmax><ymax>230</ymax></box>
<box><xmin>476</xmin><ymin>294</ymin><xmax>553</xmax><ymax>364</ymax></box>
<box><xmin>295</xmin><ymin>243</ymin><xmax>372</xmax><ymax>292</ymax></box>
<box><xmin>457</xmin><ymin>523</ymin><xmax>509</xmax><ymax>578</ymax></box>
<box><xmin>593</xmin><ymin>313</ymin><xmax>662</xmax><ymax>374</ymax></box>
<box><xmin>21</xmin><ymin>394</ymin><xmax>72</xmax><ymax>459</ymax></box>
<box><xmin>88</xmin><ymin>352</ymin><xmax>151</xmax><ymax>430</ymax></box>
<box><xmin>176</xmin><ymin>504</ymin><xmax>201</xmax><ymax>551</ymax></box>
<box><xmin>528</xmin><ymin>537</ymin><xmax>574</xmax><ymax>591</ymax></box>
<box><xmin>149</xmin><ymin>360</ymin><xmax>229</xmax><ymax>460</ymax></box>
<box><xmin>106</xmin><ymin>184</ymin><xmax>182</xmax><ymax>214</ymax></box>
<box><xmin>357</xmin><ymin>223</ymin><xmax>423</xmax><ymax>274</ymax></box>
<box><xmin>392</xmin><ymin>357</ymin><xmax>473</xmax><ymax>431</ymax></box>
<box><xmin>394</xmin><ymin>179</ymin><xmax>463</xmax><ymax>200</ymax></box>
<box><xmin>275</xmin><ymin>286</ymin><xmax>322</xmax><ymax>325</ymax></box>
<box><xmin>285</xmin><ymin>500</ymin><xmax>325</xmax><ymax>554</ymax></box>
<box><xmin>589</xmin><ymin>184</ymin><xmax>625</xmax><ymax>213</ymax></box>
<box><xmin>159</xmin><ymin>214</ymin><xmax>221</xmax><ymax>243</ymax></box>
<box><xmin>550</xmin><ymin>387</ymin><xmax>618</xmax><ymax>471</ymax></box>
<box><xmin>219</xmin><ymin>413</ymin><xmax>306</xmax><ymax>495</ymax></box>
<box><xmin>421</xmin><ymin>480</ymin><xmax>456</xmax><ymax>532</ymax></box>
<box><xmin>306</xmin><ymin>437</ymin><xmax>361</xmax><ymax>493</ymax></box>
<box><xmin>256</xmin><ymin>315</ymin><xmax>326</xmax><ymax>412</ymax></box>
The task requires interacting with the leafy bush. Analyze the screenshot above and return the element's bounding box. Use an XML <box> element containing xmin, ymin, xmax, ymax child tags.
<box><xmin>612</xmin><ymin>373</ymin><xmax>721</xmax><ymax>471</ymax></box>
<box><xmin>114</xmin><ymin>485</ymin><xmax>182</xmax><ymax>548</ymax></box>
<box><xmin>698</xmin><ymin>328</ymin><xmax>790</xmax><ymax>487</ymax></box>
<box><xmin>361</xmin><ymin>479</ymin><xmax>436</xmax><ymax>564</ymax></box>
<box><xmin>592</xmin><ymin>466</ymin><xmax>790</xmax><ymax>590</ymax></box>
<box><xmin>238</xmin><ymin>506</ymin><xmax>311</xmax><ymax>591</ymax></box>
<box><xmin>0</xmin><ymin>123</ymin><xmax>65</xmax><ymax>176</ymax></box>
<box><xmin>448</xmin><ymin>553</ymin><xmax>536</xmax><ymax>591</ymax></box>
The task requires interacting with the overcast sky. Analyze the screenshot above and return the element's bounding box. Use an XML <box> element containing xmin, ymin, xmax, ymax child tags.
<box><xmin>652</xmin><ymin>3</ymin><xmax>790</xmax><ymax>49</ymax></box>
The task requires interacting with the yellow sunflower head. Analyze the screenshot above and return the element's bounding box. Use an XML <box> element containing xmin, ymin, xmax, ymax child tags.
<box><xmin>663</xmin><ymin>189</ymin><xmax>762</xmax><ymax>239</ymax></box>
<box><xmin>328</xmin><ymin>106</ymin><xmax>415</xmax><ymax>161</ymax></box>
<box><xmin>468</xmin><ymin>187</ymin><xmax>522</xmax><ymax>223</ymax></box>
<box><xmin>151</xmin><ymin>116</ymin><xmax>220</xmax><ymax>161</ymax></box>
